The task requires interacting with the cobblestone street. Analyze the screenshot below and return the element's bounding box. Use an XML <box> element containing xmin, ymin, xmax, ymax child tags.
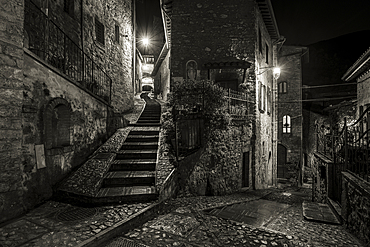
<box><xmin>105</xmin><ymin>186</ymin><xmax>364</xmax><ymax>247</ymax></box>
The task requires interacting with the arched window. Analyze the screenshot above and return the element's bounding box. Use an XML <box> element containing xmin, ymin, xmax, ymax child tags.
<box><xmin>278</xmin><ymin>81</ymin><xmax>287</xmax><ymax>93</ymax></box>
<box><xmin>186</xmin><ymin>60</ymin><xmax>197</xmax><ymax>81</ymax></box>
<box><xmin>44</xmin><ymin>98</ymin><xmax>72</xmax><ymax>149</ymax></box>
<box><xmin>283</xmin><ymin>115</ymin><xmax>291</xmax><ymax>133</ymax></box>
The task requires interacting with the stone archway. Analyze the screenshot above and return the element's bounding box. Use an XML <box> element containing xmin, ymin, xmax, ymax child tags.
<box><xmin>44</xmin><ymin>98</ymin><xmax>72</xmax><ymax>150</ymax></box>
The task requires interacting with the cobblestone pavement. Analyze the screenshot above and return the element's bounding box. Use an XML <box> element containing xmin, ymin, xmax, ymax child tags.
<box><xmin>105</xmin><ymin>186</ymin><xmax>364</xmax><ymax>247</ymax></box>
<box><xmin>0</xmin><ymin>200</ymin><xmax>152</xmax><ymax>247</ymax></box>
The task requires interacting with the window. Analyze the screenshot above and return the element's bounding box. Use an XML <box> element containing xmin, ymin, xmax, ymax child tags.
<box><xmin>114</xmin><ymin>25</ymin><xmax>120</xmax><ymax>43</ymax></box>
<box><xmin>64</xmin><ymin>0</ymin><xmax>74</xmax><ymax>17</ymax></box>
<box><xmin>265</xmin><ymin>43</ymin><xmax>269</xmax><ymax>64</ymax></box>
<box><xmin>267</xmin><ymin>86</ymin><xmax>271</xmax><ymax>114</ymax></box>
<box><xmin>258</xmin><ymin>28</ymin><xmax>262</xmax><ymax>53</ymax></box>
<box><xmin>278</xmin><ymin>81</ymin><xmax>287</xmax><ymax>93</ymax></box>
<box><xmin>283</xmin><ymin>115</ymin><xmax>291</xmax><ymax>133</ymax></box>
<box><xmin>95</xmin><ymin>18</ymin><xmax>105</xmax><ymax>45</ymax></box>
<box><xmin>259</xmin><ymin>81</ymin><xmax>264</xmax><ymax>112</ymax></box>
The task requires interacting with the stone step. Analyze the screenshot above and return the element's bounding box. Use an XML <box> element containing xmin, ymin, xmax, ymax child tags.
<box><xmin>132</xmin><ymin>123</ymin><xmax>161</xmax><ymax>127</ymax></box>
<box><xmin>102</xmin><ymin>171</ymin><xmax>155</xmax><ymax>187</ymax></box>
<box><xmin>137</xmin><ymin>119</ymin><xmax>160</xmax><ymax>123</ymax></box>
<box><xmin>116</xmin><ymin>150</ymin><xmax>157</xmax><ymax>159</ymax></box>
<box><xmin>110</xmin><ymin>159</ymin><xmax>156</xmax><ymax>171</ymax></box>
<box><xmin>121</xmin><ymin>142</ymin><xmax>158</xmax><ymax>150</ymax></box>
<box><xmin>125</xmin><ymin>135</ymin><xmax>159</xmax><ymax>143</ymax></box>
<box><xmin>129</xmin><ymin>130</ymin><xmax>159</xmax><ymax>135</ymax></box>
<box><xmin>139</xmin><ymin>116</ymin><xmax>160</xmax><ymax>120</ymax></box>
<box><xmin>96</xmin><ymin>186</ymin><xmax>157</xmax><ymax>203</ymax></box>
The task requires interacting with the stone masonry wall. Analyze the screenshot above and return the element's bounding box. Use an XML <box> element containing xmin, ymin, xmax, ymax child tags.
<box><xmin>0</xmin><ymin>0</ymin><xmax>134</xmax><ymax>224</ymax></box>
<box><xmin>154</xmin><ymin>49</ymin><xmax>170</xmax><ymax>101</ymax></box>
<box><xmin>170</xmin><ymin>0</ymin><xmax>276</xmax><ymax>190</ymax></box>
<box><xmin>277</xmin><ymin>46</ymin><xmax>305</xmax><ymax>183</ymax></box>
<box><xmin>83</xmin><ymin>0</ymin><xmax>134</xmax><ymax>113</ymax></box>
<box><xmin>342</xmin><ymin>172</ymin><xmax>370</xmax><ymax>246</ymax></box>
<box><xmin>0</xmin><ymin>0</ymin><xmax>25</xmax><ymax>223</ymax></box>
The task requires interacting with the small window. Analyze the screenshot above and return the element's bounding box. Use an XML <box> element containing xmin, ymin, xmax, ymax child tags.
<box><xmin>258</xmin><ymin>28</ymin><xmax>262</xmax><ymax>53</ymax></box>
<box><xmin>95</xmin><ymin>18</ymin><xmax>105</xmax><ymax>45</ymax></box>
<box><xmin>278</xmin><ymin>81</ymin><xmax>287</xmax><ymax>94</ymax></box>
<box><xmin>267</xmin><ymin>86</ymin><xmax>271</xmax><ymax>114</ymax></box>
<box><xmin>265</xmin><ymin>43</ymin><xmax>269</xmax><ymax>64</ymax></box>
<box><xmin>115</xmin><ymin>25</ymin><xmax>120</xmax><ymax>43</ymax></box>
<box><xmin>64</xmin><ymin>0</ymin><xmax>74</xmax><ymax>17</ymax></box>
<box><xmin>258</xmin><ymin>81</ymin><xmax>264</xmax><ymax>112</ymax></box>
<box><xmin>283</xmin><ymin>115</ymin><xmax>291</xmax><ymax>133</ymax></box>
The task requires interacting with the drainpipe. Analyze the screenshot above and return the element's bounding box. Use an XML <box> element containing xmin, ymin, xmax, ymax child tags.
<box><xmin>132</xmin><ymin>0</ymin><xmax>136</xmax><ymax>96</ymax></box>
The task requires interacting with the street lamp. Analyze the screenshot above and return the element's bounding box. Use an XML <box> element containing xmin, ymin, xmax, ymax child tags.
<box><xmin>273</xmin><ymin>67</ymin><xmax>281</xmax><ymax>80</ymax></box>
<box><xmin>142</xmin><ymin>37</ymin><xmax>149</xmax><ymax>47</ymax></box>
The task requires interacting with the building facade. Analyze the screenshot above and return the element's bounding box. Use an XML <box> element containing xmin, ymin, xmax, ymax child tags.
<box><xmin>0</xmin><ymin>0</ymin><xmax>135</xmax><ymax>223</ymax></box>
<box><xmin>277</xmin><ymin>46</ymin><xmax>308</xmax><ymax>184</ymax></box>
<box><xmin>157</xmin><ymin>0</ymin><xmax>282</xmax><ymax>189</ymax></box>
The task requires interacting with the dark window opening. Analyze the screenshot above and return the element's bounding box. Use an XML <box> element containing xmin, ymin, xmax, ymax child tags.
<box><xmin>265</xmin><ymin>43</ymin><xmax>269</xmax><ymax>64</ymax></box>
<box><xmin>95</xmin><ymin>18</ymin><xmax>105</xmax><ymax>45</ymax></box>
<box><xmin>64</xmin><ymin>0</ymin><xmax>74</xmax><ymax>17</ymax></box>
<box><xmin>115</xmin><ymin>25</ymin><xmax>120</xmax><ymax>43</ymax></box>
<box><xmin>258</xmin><ymin>28</ymin><xmax>262</xmax><ymax>53</ymax></box>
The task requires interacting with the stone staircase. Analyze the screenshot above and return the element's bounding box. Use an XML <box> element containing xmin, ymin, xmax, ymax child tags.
<box><xmin>57</xmin><ymin>93</ymin><xmax>162</xmax><ymax>205</ymax></box>
<box><xmin>96</xmin><ymin>94</ymin><xmax>161</xmax><ymax>203</ymax></box>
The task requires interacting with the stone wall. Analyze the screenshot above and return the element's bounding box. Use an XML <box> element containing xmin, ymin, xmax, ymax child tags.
<box><xmin>83</xmin><ymin>0</ymin><xmax>134</xmax><ymax>113</ymax></box>
<box><xmin>311</xmin><ymin>152</ymin><xmax>332</xmax><ymax>203</ymax></box>
<box><xmin>169</xmin><ymin>0</ymin><xmax>277</xmax><ymax>189</ymax></box>
<box><xmin>154</xmin><ymin>48</ymin><xmax>170</xmax><ymax>101</ymax></box>
<box><xmin>342</xmin><ymin>172</ymin><xmax>370</xmax><ymax>246</ymax></box>
<box><xmin>277</xmin><ymin>46</ymin><xmax>306</xmax><ymax>184</ymax></box>
<box><xmin>303</xmin><ymin>109</ymin><xmax>329</xmax><ymax>181</ymax></box>
<box><xmin>0</xmin><ymin>0</ymin><xmax>134</xmax><ymax>223</ymax></box>
<box><xmin>0</xmin><ymin>0</ymin><xmax>25</xmax><ymax>223</ymax></box>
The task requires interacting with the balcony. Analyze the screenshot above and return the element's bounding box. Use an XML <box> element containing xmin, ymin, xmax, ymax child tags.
<box><xmin>24</xmin><ymin>0</ymin><xmax>112</xmax><ymax>104</ymax></box>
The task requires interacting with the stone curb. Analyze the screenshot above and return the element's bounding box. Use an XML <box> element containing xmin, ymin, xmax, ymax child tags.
<box><xmin>76</xmin><ymin>201</ymin><xmax>163</xmax><ymax>247</ymax></box>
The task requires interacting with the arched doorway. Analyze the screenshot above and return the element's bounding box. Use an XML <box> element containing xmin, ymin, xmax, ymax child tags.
<box><xmin>277</xmin><ymin>144</ymin><xmax>288</xmax><ymax>179</ymax></box>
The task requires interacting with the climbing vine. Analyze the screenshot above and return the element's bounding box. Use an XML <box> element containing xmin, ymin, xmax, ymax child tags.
<box><xmin>162</xmin><ymin>80</ymin><xmax>250</xmax><ymax>196</ymax></box>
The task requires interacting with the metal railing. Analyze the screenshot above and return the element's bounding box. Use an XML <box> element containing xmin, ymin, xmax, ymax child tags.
<box><xmin>334</xmin><ymin>110</ymin><xmax>370</xmax><ymax>182</ymax></box>
<box><xmin>226</xmin><ymin>88</ymin><xmax>249</xmax><ymax>119</ymax></box>
<box><xmin>24</xmin><ymin>0</ymin><xmax>112</xmax><ymax>103</ymax></box>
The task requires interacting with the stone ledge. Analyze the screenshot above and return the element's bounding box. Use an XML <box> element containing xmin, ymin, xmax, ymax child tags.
<box><xmin>313</xmin><ymin>152</ymin><xmax>334</xmax><ymax>164</ymax></box>
<box><xmin>342</xmin><ymin>171</ymin><xmax>370</xmax><ymax>197</ymax></box>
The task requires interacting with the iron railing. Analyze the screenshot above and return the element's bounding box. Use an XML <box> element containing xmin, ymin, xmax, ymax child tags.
<box><xmin>226</xmin><ymin>88</ymin><xmax>250</xmax><ymax>119</ymax></box>
<box><xmin>334</xmin><ymin>110</ymin><xmax>370</xmax><ymax>182</ymax></box>
<box><xmin>24</xmin><ymin>0</ymin><xmax>112</xmax><ymax>103</ymax></box>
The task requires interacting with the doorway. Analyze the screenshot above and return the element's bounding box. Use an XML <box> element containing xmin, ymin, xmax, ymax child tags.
<box><xmin>242</xmin><ymin>152</ymin><xmax>250</xmax><ymax>187</ymax></box>
<box><xmin>277</xmin><ymin>144</ymin><xmax>287</xmax><ymax>178</ymax></box>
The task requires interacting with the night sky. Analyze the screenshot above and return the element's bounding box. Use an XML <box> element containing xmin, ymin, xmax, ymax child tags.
<box><xmin>272</xmin><ymin>0</ymin><xmax>370</xmax><ymax>45</ymax></box>
<box><xmin>136</xmin><ymin>0</ymin><xmax>370</xmax><ymax>47</ymax></box>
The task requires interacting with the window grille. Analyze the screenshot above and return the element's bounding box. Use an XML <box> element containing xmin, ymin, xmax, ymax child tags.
<box><xmin>95</xmin><ymin>18</ymin><xmax>105</xmax><ymax>45</ymax></box>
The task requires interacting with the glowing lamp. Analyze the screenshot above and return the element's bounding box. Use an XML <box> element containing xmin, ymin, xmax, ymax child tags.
<box><xmin>273</xmin><ymin>67</ymin><xmax>281</xmax><ymax>80</ymax></box>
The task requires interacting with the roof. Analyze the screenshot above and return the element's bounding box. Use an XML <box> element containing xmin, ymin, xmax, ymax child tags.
<box><xmin>256</xmin><ymin>0</ymin><xmax>280</xmax><ymax>40</ymax></box>
<box><xmin>342</xmin><ymin>46</ymin><xmax>370</xmax><ymax>82</ymax></box>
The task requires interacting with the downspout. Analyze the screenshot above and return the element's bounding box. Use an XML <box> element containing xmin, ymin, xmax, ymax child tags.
<box><xmin>132</xmin><ymin>0</ymin><xmax>136</xmax><ymax>96</ymax></box>
<box><xmin>80</xmin><ymin>0</ymin><xmax>83</xmax><ymax>52</ymax></box>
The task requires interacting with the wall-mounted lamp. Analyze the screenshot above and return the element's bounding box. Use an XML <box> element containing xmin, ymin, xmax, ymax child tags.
<box><xmin>273</xmin><ymin>67</ymin><xmax>281</xmax><ymax>80</ymax></box>
<box><xmin>258</xmin><ymin>66</ymin><xmax>281</xmax><ymax>80</ymax></box>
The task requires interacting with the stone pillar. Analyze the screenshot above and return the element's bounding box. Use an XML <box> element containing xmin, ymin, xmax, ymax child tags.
<box><xmin>0</xmin><ymin>0</ymin><xmax>25</xmax><ymax>222</ymax></box>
